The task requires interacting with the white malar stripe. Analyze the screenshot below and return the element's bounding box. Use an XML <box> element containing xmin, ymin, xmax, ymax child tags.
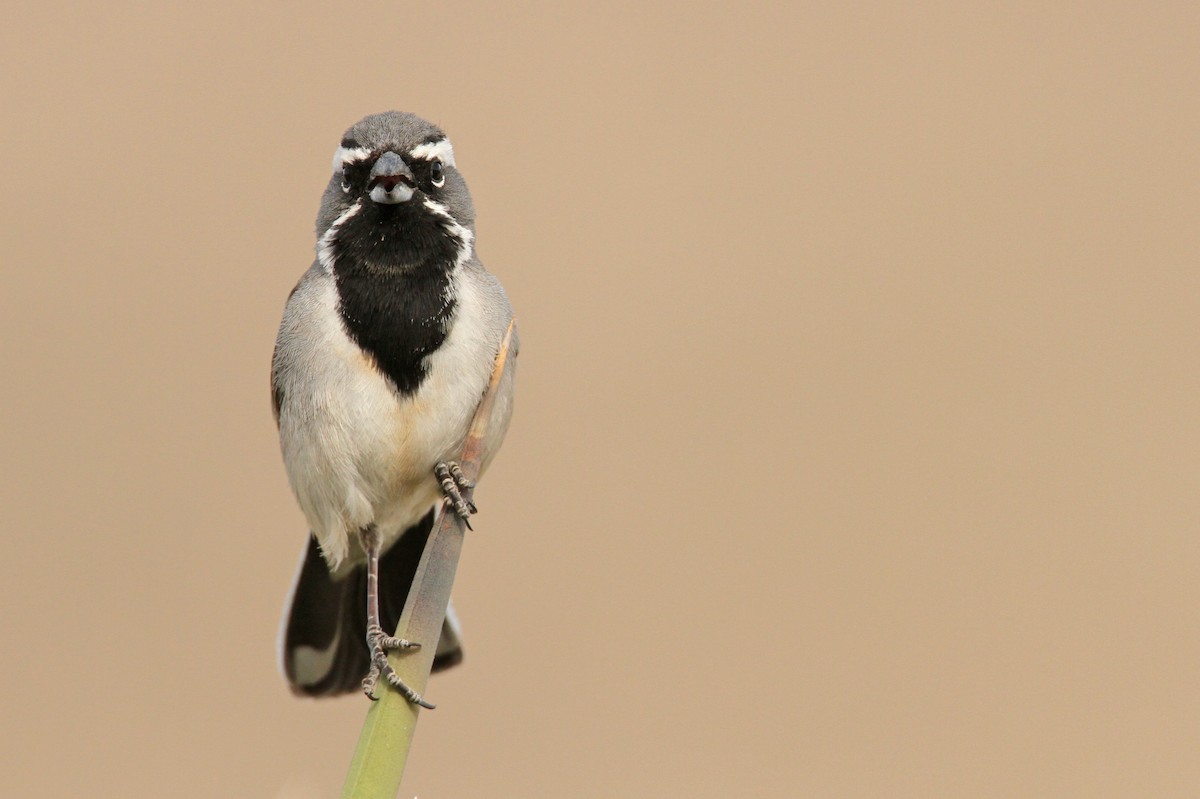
<box><xmin>409</xmin><ymin>138</ymin><xmax>456</xmax><ymax>167</ymax></box>
<box><xmin>316</xmin><ymin>201</ymin><xmax>362</xmax><ymax>273</ymax></box>
<box><xmin>332</xmin><ymin>145</ymin><xmax>372</xmax><ymax>172</ymax></box>
<box><xmin>422</xmin><ymin>198</ymin><xmax>474</xmax><ymax>272</ymax></box>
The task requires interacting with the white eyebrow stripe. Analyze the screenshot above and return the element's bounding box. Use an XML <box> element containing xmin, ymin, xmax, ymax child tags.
<box><xmin>408</xmin><ymin>138</ymin><xmax>456</xmax><ymax>167</ymax></box>
<box><xmin>332</xmin><ymin>146</ymin><xmax>372</xmax><ymax>172</ymax></box>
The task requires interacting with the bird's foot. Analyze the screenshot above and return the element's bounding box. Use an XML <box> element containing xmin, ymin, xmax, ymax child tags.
<box><xmin>361</xmin><ymin>624</ymin><xmax>434</xmax><ymax>709</ymax></box>
<box><xmin>366</xmin><ymin>623</ymin><xmax>420</xmax><ymax>656</ymax></box>
<box><xmin>435</xmin><ymin>461</ymin><xmax>477</xmax><ymax>528</ymax></box>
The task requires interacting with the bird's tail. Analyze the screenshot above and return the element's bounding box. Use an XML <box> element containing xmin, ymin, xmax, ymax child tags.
<box><xmin>280</xmin><ymin>510</ymin><xmax>463</xmax><ymax>697</ymax></box>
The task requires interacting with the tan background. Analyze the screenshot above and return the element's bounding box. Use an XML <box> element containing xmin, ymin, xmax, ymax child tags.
<box><xmin>2</xmin><ymin>3</ymin><xmax>1197</xmax><ymax>797</ymax></box>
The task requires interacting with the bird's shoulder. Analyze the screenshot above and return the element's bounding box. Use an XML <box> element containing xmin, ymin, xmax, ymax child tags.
<box><xmin>271</xmin><ymin>262</ymin><xmax>340</xmax><ymax>421</ymax></box>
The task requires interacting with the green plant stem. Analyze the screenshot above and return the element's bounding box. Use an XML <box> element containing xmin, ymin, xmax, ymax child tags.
<box><xmin>340</xmin><ymin>321</ymin><xmax>516</xmax><ymax>799</ymax></box>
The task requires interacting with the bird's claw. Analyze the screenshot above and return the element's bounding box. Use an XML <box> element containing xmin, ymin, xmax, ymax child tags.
<box><xmin>361</xmin><ymin>625</ymin><xmax>432</xmax><ymax>708</ymax></box>
<box><xmin>435</xmin><ymin>461</ymin><xmax>477</xmax><ymax>524</ymax></box>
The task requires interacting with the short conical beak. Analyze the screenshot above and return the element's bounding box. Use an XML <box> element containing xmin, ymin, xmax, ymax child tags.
<box><xmin>368</xmin><ymin>151</ymin><xmax>415</xmax><ymax>204</ymax></box>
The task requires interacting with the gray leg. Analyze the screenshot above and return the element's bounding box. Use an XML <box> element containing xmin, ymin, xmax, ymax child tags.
<box><xmin>435</xmin><ymin>461</ymin><xmax>477</xmax><ymax>528</ymax></box>
<box><xmin>359</xmin><ymin>526</ymin><xmax>435</xmax><ymax>709</ymax></box>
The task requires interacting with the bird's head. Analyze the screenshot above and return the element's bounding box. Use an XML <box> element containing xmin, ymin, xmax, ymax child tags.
<box><xmin>316</xmin><ymin>111</ymin><xmax>475</xmax><ymax>275</ymax></box>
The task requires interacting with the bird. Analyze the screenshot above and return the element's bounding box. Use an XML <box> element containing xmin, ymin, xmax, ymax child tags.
<box><xmin>271</xmin><ymin>111</ymin><xmax>517</xmax><ymax>707</ymax></box>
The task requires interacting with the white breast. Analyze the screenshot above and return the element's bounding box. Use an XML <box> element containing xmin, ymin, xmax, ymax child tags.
<box><xmin>274</xmin><ymin>265</ymin><xmax>502</xmax><ymax>569</ymax></box>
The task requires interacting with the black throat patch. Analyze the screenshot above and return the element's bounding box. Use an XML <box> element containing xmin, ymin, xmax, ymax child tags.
<box><xmin>329</xmin><ymin>201</ymin><xmax>464</xmax><ymax>395</ymax></box>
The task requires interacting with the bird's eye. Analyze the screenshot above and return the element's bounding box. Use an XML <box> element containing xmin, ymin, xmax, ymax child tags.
<box><xmin>430</xmin><ymin>159</ymin><xmax>445</xmax><ymax>188</ymax></box>
<box><xmin>341</xmin><ymin>169</ymin><xmax>352</xmax><ymax>193</ymax></box>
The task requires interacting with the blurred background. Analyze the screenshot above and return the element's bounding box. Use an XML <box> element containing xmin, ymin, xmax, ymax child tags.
<box><xmin>2</xmin><ymin>3</ymin><xmax>1198</xmax><ymax>797</ymax></box>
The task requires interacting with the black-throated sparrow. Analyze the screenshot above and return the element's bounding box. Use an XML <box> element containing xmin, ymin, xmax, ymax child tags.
<box><xmin>273</xmin><ymin>112</ymin><xmax>517</xmax><ymax>706</ymax></box>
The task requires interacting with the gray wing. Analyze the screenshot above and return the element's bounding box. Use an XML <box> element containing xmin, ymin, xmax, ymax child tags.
<box><xmin>270</xmin><ymin>265</ymin><xmax>318</xmax><ymax>424</ymax></box>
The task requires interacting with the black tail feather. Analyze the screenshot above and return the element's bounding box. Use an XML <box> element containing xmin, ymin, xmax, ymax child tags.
<box><xmin>282</xmin><ymin>509</ymin><xmax>463</xmax><ymax>697</ymax></box>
